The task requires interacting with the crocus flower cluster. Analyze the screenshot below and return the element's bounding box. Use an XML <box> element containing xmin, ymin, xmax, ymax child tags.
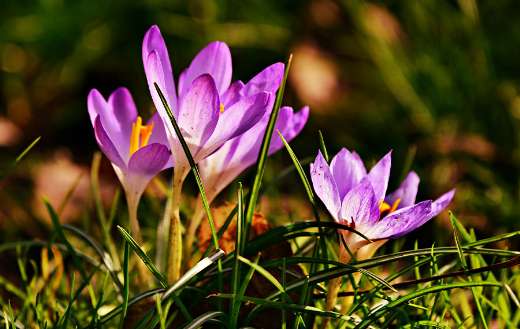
<box><xmin>86</xmin><ymin>23</ymin><xmax>455</xmax><ymax>289</ymax></box>
<box><xmin>142</xmin><ymin>25</ymin><xmax>284</xmax><ymax>179</ymax></box>
<box><xmin>311</xmin><ymin>149</ymin><xmax>455</xmax><ymax>252</ymax></box>
<box><xmin>87</xmin><ymin>24</ymin><xmax>310</xmax><ymax>282</ymax></box>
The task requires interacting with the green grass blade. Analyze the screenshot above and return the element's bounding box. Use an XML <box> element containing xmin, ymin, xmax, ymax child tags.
<box><xmin>118</xmin><ymin>242</ymin><xmax>130</xmax><ymax>329</ymax></box>
<box><xmin>44</xmin><ymin>199</ymin><xmax>87</xmax><ymax>280</ymax></box>
<box><xmin>356</xmin><ymin>281</ymin><xmax>502</xmax><ymax>329</ymax></box>
<box><xmin>14</xmin><ymin>136</ymin><xmax>41</xmax><ymax>164</ymax></box>
<box><xmin>182</xmin><ymin>311</ymin><xmax>224</xmax><ymax>329</ymax></box>
<box><xmin>450</xmin><ymin>213</ymin><xmax>488</xmax><ymax>329</ymax></box>
<box><xmin>153</xmin><ymin>82</ymin><xmax>220</xmax><ymax>253</ymax></box>
<box><xmin>230</xmin><ymin>183</ymin><xmax>244</xmax><ymax>329</ymax></box>
<box><xmin>117</xmin><ymin>225</ymin><xmax>168</xmax><ymax>287</ymax></box>
<box><xmin>245</xmin><ymin>54</ymin><xmax>292</xmax><ymax>234</ymax></box>
<box><xmin>230</xmin><ymin>254</ymin><xmax>260</xmax><ymax>327</ymax></box>
<box><xmin>318</xmin><ymin>130</ymin><xmax>329</xmax><ymax>162</ymax></box>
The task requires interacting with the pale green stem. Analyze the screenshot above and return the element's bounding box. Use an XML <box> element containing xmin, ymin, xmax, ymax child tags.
<box><xmin>184</xmin><ymin>198</ymin><xmax>207</xmax><ymax>263</ymax></box>
<box><xmin>321</xmin><ymin>240</ymin><xmax>356</xmax><ymax>329</ymax></box>
<box><xmin>126</xmin><ymin>192</ymin><xmax>143</xmax><ymax>246</ymax></box>
<box><xmin>167</xmin><ymin>166</ymin><xmax>188</xmax><ymax>283</ymax></box>
<box><xmin>155</xmin><ymin>177</ymin><xmax>174</xmax><ymax>272</ymax></box>
<box><xmin>339</xmin><ymin>239</ymin><xmax>388</xmax><ymax>314</ymax></box>
<box><xmin>125</xmin><ymin>190</ymin><xmax>152</xmax><ymax>287</ymax></box>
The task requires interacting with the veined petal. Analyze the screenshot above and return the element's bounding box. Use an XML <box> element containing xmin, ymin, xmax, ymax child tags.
<box><xmin>368</xmin><ymin>151</ymin><xmax>392</xmax><ymax>203</ymax></box>
<box><xmin>147</xmin><ymin>113</ymin><xmax>174</xmax><ymax>168</ymax></box>
<box><xmin>386</xmin><ymin>171</ymin><xmax>420</xmax><ymax>209</ymax></box>
<box><xmin>179</xmin><ymin>41</ymin><xmax>232</xmax><ymax>97</ymax></box>
<box><xmin>142</xmin><ymin>25</ymin><xmax>178</xmax><ymax>118</ymax></box>
<box><xmin>200</xmin><ymin>105</ymin><xmax>309</xmax><ymax>202</ymax></box>
<box><xmin>221</xmin><ymin>80</ymin><xmax>244</xmax><ymax>108</ymax></box>
<box><xmin>128</xmin><ymin>143</ymin><xmax>171</xmax><ymax>175</ymax></box>
<box><xmin>203</xmin><ymin>91</ymin><xmax>271</xmax><ymax>156</ymax></box>
<box><xmin>242</xmin><ymin>62</ymin><xmax>284</xmax><ymax>96</ymax></box>
<box><xmin>430</xmin><ymin>189</ymin><xmax>456</xmax><ymax>218</ymax></box>
<box><xmin>365</xmin><ymin>201</ymin><xmax>432</xmax><ymax>240</ymax></box>
<box><xmin>88</xmin><ymin>89</ymin><xmax>127</xmax><ymax>150</ymax></box>
<box><xmin>87</xmin><ymin>89</ymin><xmax>106</xmax><ymax>126</ymax></box>
<box><xmin>269</xmin><ymin>106</ymin><xmax>309</xmax><ymax>152</ymax></box>
<box><xmin>108</xmin><ymin>87</ymin><xmax>138</xmax><ymax>129</ymax></box>
<box><xmin>339</xmin><ymin>178</ymin><xmax>379</xmax><ymax>226</ymax></box>
<box><xmin>107</xmin><ymin>88</ymin><xmax>139</xmax><ymax>161</ymax></box>
<box><xmin>310</xmin><ymin>151</ymin><xmax>341</xmax><ymax>221</ymax></box>
<box><xmin>145</xmin><ymin>51</ymin><xmax>176</xmax><ymax>142</ymax></box>
<box><xmin>177</xmin><ymin>74</ymin><xmax>220</xmax><ymax>156</ymax></box>
<box><xmin>330</xmin><ymin>148</ymin><xmax>367</xmax><ymax>200</ymax></box>
<box><xmin>93</xmin><ymin>116</ymin><xmax>126</xmax><ymax>169</ymax></box>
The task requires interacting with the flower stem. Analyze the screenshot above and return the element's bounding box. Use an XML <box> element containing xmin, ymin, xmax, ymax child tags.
<box><xmin>156</xmin><ymin>176</ymin><xmax>174</xmax><ymax>272</ymax></box>
<box><xmin>167</xmin><ymin>166</ymin><xmax>188</xmax><ymax>283</ymax></box>
<box><xmin>339</xmin><ymin>239</ymin><xmax>388</xmax><ymax>313</ymax></box>
<box><xmin>184</xmin><ymin>200</ymin><xmax>205</xmax><ymax>264</ymax></box>
<box><xmin>126</xmin><ymin>191</ymin><xmax>152</xmax><ymax>287</ymax></box>
<box><xmin>322</xmin><ymin>243</ymin><xmax>354</xmax><ymax>329</ymax></box>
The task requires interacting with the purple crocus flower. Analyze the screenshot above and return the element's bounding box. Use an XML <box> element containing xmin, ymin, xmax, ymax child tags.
<box><xmin>199</xmin><ymin>106</ymin><xmax>310</xmax><ymax>204</ymax></box>
<box><xmin>310</xmin><ymin>149</ymin><xmax>455</xmax><ymax>251</ymax></box>
<box><xmin>143</xmin><ymin>25</ymin><xmax>284</xmax><ymax>280</ymax></box>
<box><xmin>87</xmin><ymin>87</ymin><xmax>172</xmax><ymax>240</ymax></box>
<box><xmin>142</xmin><ymin>25</ymin><xmax>283</xmax><ymax>177</ymax></box>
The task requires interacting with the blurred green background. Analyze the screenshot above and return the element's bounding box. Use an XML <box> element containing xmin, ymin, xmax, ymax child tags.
<box><xmin>0</xmin><ymin>0</ymin><xmax>519</xmax><ymax>243</ymax></box>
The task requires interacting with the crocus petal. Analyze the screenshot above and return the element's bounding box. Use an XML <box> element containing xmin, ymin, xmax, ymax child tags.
<box><xmin>107</xmin><ymin>88</ymin><xmax>139</xmax><ymax>161</ymax></box>
<box><xmin>310</xmin><ymin>151</ymin><xmax>341</xmax><ymax>221</ymax></box>
<box><xmin>93</xmin><ymin>116</ymin><xmax>126</xmax><ymax>169</ymax></box>
<box><xmin>200</xmin><ymin>106</ymin><xmax>308</xmax><ymax>203</ymax></box>
<box><xmin>108</xmin><ymin>87</ymin><xmax>139</xmax><ymax>130</ymax></box>
<box><xmin>241</xmin><ymin>63</ymin><xmax>284</xmax><ymax>96</ymax></box>
<box><xmin>87</xmin><ymin>89</ymin><xmax>106</xmax><ymax>126</ymax></box>
<box><xmin>88</xmin><ymin>89</ymin><xmax>126</xmax><ymax>150</ymax></box>
<box><xmin>269</xmin><ymin>106</ymin><xmax>309</xmax><ymax>152</ymax></box>
<box><xmin>147</xmin><ymin>113</ymin><xmax>174</xmax><ymax>168</ymax></box>
<box><xmin>365</xmin><ymin>201</ymin><xmax>432</xmax><ymax>240</ymax></box>
<box><xmin>221</xmin><ymin>80</ymin><xmax>245</xmax><ymax>108</ymax></box>
<box><xmin>339</xmin><ymin>178</ymin><xmax>379</xmax><ymax>226</ymax></box>
<box><xmin>128</xmin><ymin>143</ymin><xmax>171</xmax><ymax>176</ymax></box>
<box><xmin>179</xmin><ymin>41</ymin><xmax>232</xmax><ymax>96</ymax></box>
<box><xmin>202</xmin><ymin>91</ymin><xmax>271</xmax><ymax>157</ymax></box>
<box><xmin>386</xmin><ymin>171</ymin><xmax>420</xmax><ymax>209</ymax></box>
<box><xmin>177</xmin><ymin>74</ymin><xmax>220</xmax><ymax>155</ymax></box>
<box><xmin>142</xmin><ymin>25</ymin><xmax>178</xmax><ymax>118</ymax></box>
<box><xmin>330</xmin><ymin>148</ymin><xmax>367</xmax><ymax>200</ymax></box>
<box><xmin>429</xmin><ymin>189</ymin><xmax>456</xmax><ymax>218</ymax></box>
<box><xmin>367</xmin><ymin>151</ymin><xmax>392</xmax><ymax>203</ymax></box>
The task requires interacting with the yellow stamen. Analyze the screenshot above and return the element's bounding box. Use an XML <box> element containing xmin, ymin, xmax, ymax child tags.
<box><xmin>140</xmin><ymin>122</ymin><xmax>154</xmax><ymax>147</ymax></box>
<box><xmin>379</xmin><ymin>201</ymin><xmax>391</xmax><ymax>213</ymax></box>
<box><xmin>379</xmin><ymin>198</ymin><xmax>401</xmax><ymax>215</ymax></box>
<box><xmin>219</xmin><ymin>103</ymin><xmax>225</xmax><ymax>113</ymax></box>
<box><xmin>129</xmin><ymin>116</ymin><xmax>154</xmax><ymax>155</ymax></box>
<box><xmin>389</xmin><ymin>198</ymin><xmax>401</xmax><ymax>213</ymax></box>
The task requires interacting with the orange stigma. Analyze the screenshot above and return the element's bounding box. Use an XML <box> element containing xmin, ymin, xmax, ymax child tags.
<box><xmin>219</xmin><ymin>103</ymin><xmax>225</xmax><ymax>113</ymax></box>
<box><xmin>129</xmin><ymin>116</ymin><xmax>154</xmax><ymax>155</ymax></box>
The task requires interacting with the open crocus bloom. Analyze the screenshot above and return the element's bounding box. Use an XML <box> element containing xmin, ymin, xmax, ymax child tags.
<box><xmin>199</xmin><ymin>106</ymin><xmax>310</xmax><ymax>203</ymax></box>
<box><xmin>310</xmin><ymin>149</ymin><xmax>455</xmax><ymax>251</ymax></box>
<box><xmin>87</xmin><ymin>87</ymin><xmax>172</xmax><ymax>201</ymax></box>
<box><xmin>142</xmin><ymin>25</ymin><xmax>283</xmax><ymax>177</ymax></box>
